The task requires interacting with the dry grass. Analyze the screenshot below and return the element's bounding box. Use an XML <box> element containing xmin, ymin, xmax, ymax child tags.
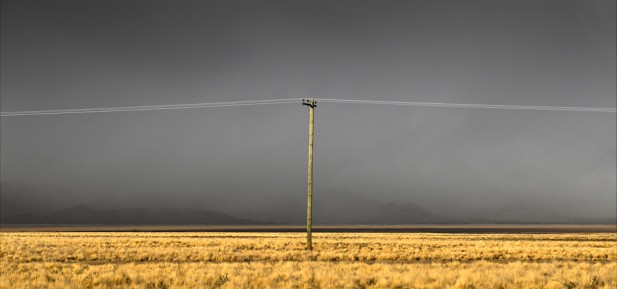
<box><xmin>1</xmin><ymin>232</ymin><xmax>616</xmax><ymax>288</ymax></box>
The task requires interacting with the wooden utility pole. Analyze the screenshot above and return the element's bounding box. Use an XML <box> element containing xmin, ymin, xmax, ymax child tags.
<box><xmin>302</xmin><ymin>98</ymin><xmax>316</xmax><ymax>251</ymax></box>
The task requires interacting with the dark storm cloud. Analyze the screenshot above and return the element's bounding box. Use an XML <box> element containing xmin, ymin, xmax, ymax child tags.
<box><xmin>1</xmin><ymin>0</ymin><xmax>615</xmax><ymax>222</ymax></box>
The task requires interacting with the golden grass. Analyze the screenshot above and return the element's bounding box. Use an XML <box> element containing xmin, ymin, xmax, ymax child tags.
<box><xmin>1</xmin><ymin>232</ymin><xmax>616</xmax><ymax>288</ymax></box>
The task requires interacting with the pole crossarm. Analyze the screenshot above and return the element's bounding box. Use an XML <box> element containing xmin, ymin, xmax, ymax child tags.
<box><xmin>302</xmin><ymin>98</ymin><xmax>317</xmax><ymax>108</ymax></box>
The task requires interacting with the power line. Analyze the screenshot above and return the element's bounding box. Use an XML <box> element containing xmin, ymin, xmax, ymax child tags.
<box><xmin>1</xmin><ymin>98</ymin><xmax>615</xmax><ymax>117</ymax></box>
<box><xmin>318</xmin><ymin>99</ymin><xmax>617</xmax><ymax>113</ymax></box>
<box><xmin>0</xmin><ymin>99</ymin><xmax>302</xmax><ymax>117</ymax></box>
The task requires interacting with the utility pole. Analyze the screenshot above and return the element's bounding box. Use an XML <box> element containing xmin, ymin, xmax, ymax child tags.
<box><xmin>302</xmin><ymin>98</ymin><xmax>316</xmax><ymax>251</ymax></box>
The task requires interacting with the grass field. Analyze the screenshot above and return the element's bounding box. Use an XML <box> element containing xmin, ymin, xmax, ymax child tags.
<box><xmin>1</xmin><ymin>230</ymin><xmax>616</xmax><ymax>288</ymax></box>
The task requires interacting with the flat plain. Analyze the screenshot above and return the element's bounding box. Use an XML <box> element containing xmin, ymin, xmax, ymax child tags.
<box><xmin>1</xmin><ymin>227</ymin><xmax>616</xmax><ymax>289</ymax></box>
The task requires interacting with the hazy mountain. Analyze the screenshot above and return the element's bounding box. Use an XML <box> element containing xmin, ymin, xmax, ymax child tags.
<box><xmin>1</xmin><ymin>205</ymin><xmax>256</xmax><ymax>225</ymax></box>
<box><xmin>313</xmin><ymin>191</ymin><xmax>450</xmax><ymax>224</ymax></box>
<box><xmin>2</xmin><ymin>185</ymin><xmax>613</xmax><ymax>224</ymax></box>
<box><xmin>0</xmin><ymin>183</ymin><xmax>58</xmax><ymax>217</ymax></box>
<box><xmin>473</xmin><ymin>208</ymin><xmax>616</xmax><ymax>225</ymax></box>
<box><xmin>231</xmin><ymin>191</ymin><xmax>452</xmax><ymax>224</ymax></box>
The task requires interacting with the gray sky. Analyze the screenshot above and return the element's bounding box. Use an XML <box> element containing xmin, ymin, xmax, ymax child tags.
<box><xmin>1</xmin><ymin>0</ymin><xmax>615</xmax><ymax>221</ymax></box>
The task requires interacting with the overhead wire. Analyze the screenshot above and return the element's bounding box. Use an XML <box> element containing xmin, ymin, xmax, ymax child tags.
<box><xmin>318</xmin><ymin>99</ymin><xmax>617</xmax><ymax>113</ymax></box>
<box><xmin>0</xmin><ymin>98</ymin><xmax>302</xmax><ymax>117</ymax></box>
<box><xmin>1</xmin><ymin>98</ymin><xmax>615</xmax><ymax>117</ymax></box>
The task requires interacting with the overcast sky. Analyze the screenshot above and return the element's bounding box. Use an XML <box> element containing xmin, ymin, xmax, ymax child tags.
<box><xmin>1</xmin><ymin>0</ymin><xmax>615</xmax><ymax>221</ymax></box>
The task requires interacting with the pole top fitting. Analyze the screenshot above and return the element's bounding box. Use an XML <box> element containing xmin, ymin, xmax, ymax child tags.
<box><xmin>302</xmin><ymin>98</ymin><xmax>317</xmax><ymax>108</ymax></box>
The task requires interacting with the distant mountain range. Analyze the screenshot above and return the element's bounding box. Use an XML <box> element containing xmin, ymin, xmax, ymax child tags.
<box><xmin>1</xmin><ymin>205</ymin><xmax>255</xmax><ymax>225</ymax></box>
<box><xmin>228</xmin><ymin>191</ymin><xmax>454</xmax><ymax>225</ymax></box>
<box><xmin>2</xmin><ymin>188</ymin><xmax>614</xmax><ymax>225</ymax></box>
<box><xmin>1</xmin><ymin>190</ymin><xmax>451</xmax><ymax>225</ymax></box>
<box><xmin>316</xmin><ymin>191</ymin><xmax>451</xmax><ymax>224</ymax></box>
